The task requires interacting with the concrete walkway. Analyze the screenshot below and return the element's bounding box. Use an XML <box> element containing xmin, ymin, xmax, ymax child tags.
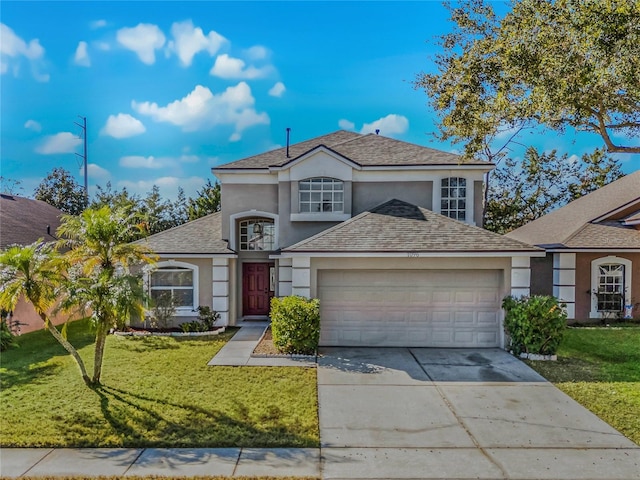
<box><xmin>3</xmin><ymin>328</ymin><xmax>639</xmax><ymax>479</ymax></box>
<box><xmin>207</xmin><ymin>320</ymin><xmax>316</xmax><ymax>367</ymax></box>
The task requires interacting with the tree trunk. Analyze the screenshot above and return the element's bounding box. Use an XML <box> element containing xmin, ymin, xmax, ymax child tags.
<box><xmin>92</xmin><ymin>326</ymin><xmax>107</xmax><ymax>385</ymax></box>
<box><xmin>40</xmin><ymin>313</ymin><xmax>91</xmax><ymax>386</ymax></box>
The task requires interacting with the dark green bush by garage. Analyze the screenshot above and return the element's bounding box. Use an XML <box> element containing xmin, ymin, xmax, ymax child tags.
<box><xmin>502</xmin><ymin>295</ymin><xmax>567</xmax><ymax>355</ymax></box>
<box><xmin>270</xmin><ymin>296</ymin><xmax>320</xmax><ymax>355</ymax></box>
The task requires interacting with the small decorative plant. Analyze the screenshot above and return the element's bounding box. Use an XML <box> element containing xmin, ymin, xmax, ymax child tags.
<box><xmin>180</xmin><ymin>306</ymin><xmax>220</xmax><ymax>332</ymax></box>
<box><xmin>502</xmin><ymin>295</ymin><xmax>567</xmax><ymax>356</ymax></box>
<box><xmin>270</xmin><ymin>295</ymin><xmax>320</xmax><ymax>355</ymax></box>
<box><xmin>149</xmin><ymin>292</ymin><xmax>177</xmax><ymax>329</ymax></box>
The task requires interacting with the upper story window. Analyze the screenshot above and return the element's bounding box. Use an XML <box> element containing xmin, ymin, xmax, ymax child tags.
<box><xmin>150</xmin><ymin>266</ymin><xmax>195</xmax><ymax>309</ymax></box>
<box><xmin>299</xmin><ymin>178</ymin><xmax>344</xmax><ymax>213</ymax></box>
<box><xmin>239</xmin><ymin>218</ymin><xmax>275</xmax><ymax>251</ymax></box>
<box><xmin>441</xmin><ymin>177</ymin><xmax>466</xmax><ymax>221</ymax></box>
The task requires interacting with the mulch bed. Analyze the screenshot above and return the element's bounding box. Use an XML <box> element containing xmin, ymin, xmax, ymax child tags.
<box><xmin>252</xmin><ymin>326</ymin><xmax>281</xmax><ymax>355</ymax></box>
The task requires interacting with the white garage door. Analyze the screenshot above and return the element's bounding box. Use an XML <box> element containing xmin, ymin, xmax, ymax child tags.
<box><xmin>318</xmin><ymin>269</ymin><xmax>502</xmax><ymax>348</ymax></box>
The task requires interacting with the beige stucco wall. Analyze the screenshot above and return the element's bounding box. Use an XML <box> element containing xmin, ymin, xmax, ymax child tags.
<box><xmin>9</xmin><ymin>296</ymin><xmax>74</xmax><ymax>335</ymax></box>
<box><xmin>221</xmin><ymin>183</ymin><xmax>279</xmax><ymax>240</ymax></box>
<box><xmin>352</xmin><ymin>181</ymin><xmax>433</xmax><ymax>215</ymax></box>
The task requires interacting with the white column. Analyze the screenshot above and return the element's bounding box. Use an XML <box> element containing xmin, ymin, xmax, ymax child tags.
<box><xmin>291</xmin><ymin>256</ymin><xmax>311</xmax><ymax>298</ymax></box>
<box><xmin>278</xmin><ymin>257</ymin><xmax>293</xmax><ymax>297</ymax></box>
<box><xmin>212</xmin><ymin>258</ymin><xmax>230</xmax><ymax>325</ymax></box>
<box><xmin>553</xmin><ymin>253</ymin><xmax>576</xmax><ymax>319</ymax></box>
<box><xmin>511</xmin><ymin>256</ymin><xmax>531</xmax><ymax>298</ymax></box>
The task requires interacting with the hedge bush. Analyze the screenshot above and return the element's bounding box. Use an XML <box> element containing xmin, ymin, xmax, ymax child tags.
<box><xmin>270</xmin><ymin>295</ymin><xmax>320</xmax><ymax>355</ymax></box>
<box><xmin>502</xmin><ymin>295</ymin><xmax>567</xmax><ymax>355</ymax></box>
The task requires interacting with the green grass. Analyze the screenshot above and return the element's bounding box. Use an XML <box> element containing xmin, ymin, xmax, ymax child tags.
<box><xmin>525</xmin><ymin>326</ymin><xmax>640</xmax><ymax>445</ymax></box>
<box><xmin>0</xmin><ymin>320</ymin><xmax>319</xmax><ymax>448</ymax></box>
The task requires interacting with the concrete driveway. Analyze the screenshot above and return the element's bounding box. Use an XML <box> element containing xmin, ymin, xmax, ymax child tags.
<box><xmin>317</xmin><ymin>347</ymin><xmax>640</xmax><ymax>480</ymax></box>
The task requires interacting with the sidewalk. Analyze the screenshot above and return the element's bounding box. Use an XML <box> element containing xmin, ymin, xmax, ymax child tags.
<box><xmin>1</xmin><ymin>447</ymin><xmax>321</xmax><ymax>478</ymax></box>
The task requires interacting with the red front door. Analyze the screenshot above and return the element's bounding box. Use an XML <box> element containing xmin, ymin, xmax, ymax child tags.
<box><xmin>242</xmin><ymin>263</ymin><xmax>273</xmax><ymax>316</ymax></box>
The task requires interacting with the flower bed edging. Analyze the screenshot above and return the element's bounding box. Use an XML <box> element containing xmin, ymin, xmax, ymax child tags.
<box><xmin>519</xmin><ymin>352</ymin><xmax>557</xmax><ymax>361</ymax></box>
<box><xmin>113</xmin><ymin>326</ymin><xmax>226</xmax><ymax>337</ymax></box>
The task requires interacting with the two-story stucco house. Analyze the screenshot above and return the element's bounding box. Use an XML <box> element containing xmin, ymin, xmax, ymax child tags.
<box><xmin>139</xmin><ymin>130</ymin><xmax>542</xmax><ymax>348</ymax></box>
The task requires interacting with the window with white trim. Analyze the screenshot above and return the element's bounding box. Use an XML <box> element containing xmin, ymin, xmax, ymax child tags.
<box><xmin>299</xmin><ymin>178</ymin><xmax>344</xmax><ymax>213</ymax></box>
<box><xmin>239</xmin><ymin>218</ymin><xmax>275</xmax><ymax>251</ymax></box>
<box><xmin>596</xmin><ymin>264</ymin><xmax>625</xmax><ymax>312</ymax></box>
<box><xmin>441</xmin><ymin>177</ymin><xmax>466</xmax><ymax>221</ymax></box>
<box><xmin>150</xmin><ymin>266</ymin><xmax>195</xmax><ymax>308</ymax></box>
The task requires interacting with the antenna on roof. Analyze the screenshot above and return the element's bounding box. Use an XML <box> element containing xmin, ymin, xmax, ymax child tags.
<box><xmin>286</xmin><ymin>127</ymin><xmax>291</xmax><ymax>158</ymax></box>
<box><xmin>375</xmin><ymin>129</ymin><xmax>380</xmax><ymax>135</ymax></box>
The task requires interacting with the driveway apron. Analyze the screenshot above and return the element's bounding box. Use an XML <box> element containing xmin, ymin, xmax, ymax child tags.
<box><xmin>317</xmin><ymin>347</ymin><xmax>640</xmax><ymax>480</ymax></box>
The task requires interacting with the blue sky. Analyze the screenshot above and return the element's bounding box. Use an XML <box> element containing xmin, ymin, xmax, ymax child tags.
<box><xmin>2</xmin><ymin>1</ymin><xmax>638</xmax><ymax>200</ymax></box>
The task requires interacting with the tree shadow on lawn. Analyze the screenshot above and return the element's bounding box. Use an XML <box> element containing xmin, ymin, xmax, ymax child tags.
<box><xmin>58</xmin><ymin>384</ymin><xmax>317</xmax><ymax>449</ymax></box>
<box><xmin>1</xmin><ymin>321</ymin><xmax>96</xmax><ymax>390</ymax></box>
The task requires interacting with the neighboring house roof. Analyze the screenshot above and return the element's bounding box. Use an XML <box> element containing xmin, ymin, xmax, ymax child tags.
<box><xmin>0</xmin><ymin>194</ymin><xmax>62</xmax><ymax>249</ymax></box>
<box><xmin>215</xmin><ymin>130</ymin><xmax>491</xmax><ymax>170</ymax></box>
<box><xmin>507</xmin><ymin>171</ymin><xmax>640</xmax><ymax>250</ymax></box>
<box><xmin>283</xmin><ymin>199</ymin><xmax>540</xmax><ymax>254</ymax></box>
<box><xmin>133</xmin><ymin>211</ymin><xmax>233</xmax><ymax>255</ymax></box>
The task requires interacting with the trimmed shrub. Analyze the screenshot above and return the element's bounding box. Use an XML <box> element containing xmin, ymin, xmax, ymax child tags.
<box><xmin>270</xmin><ymin>296</ymin><xmax>320</xmax><ymax>355</ymax></box>
<box><xmin>502</xmin><ymin>295</ymin><xmax>567</xmax><ymax>355</ymax></box>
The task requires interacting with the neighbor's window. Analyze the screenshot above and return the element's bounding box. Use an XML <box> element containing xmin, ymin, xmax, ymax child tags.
<box><xmin>441</xmin><ymin>177</ymin><xmax>466</xmax><ymax>221</ymax></box>
<box><xmin>299</xmin><ymin>178</ymin><xmax>344</xmax><ymax>213</ymax></box>
<box><xmin>150</xmin><ymin>267</ymin><xmax>194</xmax><ymax>308</ymax></box>
<box><xmin>239</xmin><ymin>218</ymin><xmax>275</xmax><ymax>251</ymax></box>
<box><xmin>597</xmin><ymin>264</ymin><xmax>625</xmax><ymax>312</ymax></box>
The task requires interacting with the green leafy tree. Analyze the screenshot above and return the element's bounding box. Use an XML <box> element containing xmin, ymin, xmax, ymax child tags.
<box><xmin>57</xmin><ymin>206</ymin><xmax>155</xmax><ymax>385</ymax></box>
<box><xmin>188</xmin><ymin>179</ymin><xmax>221</xmax><ymax>221</ymax></box>
<box><xmin>415</xmin><ymin>0</ymin><xmax>640</xmax><ymax>157</ymax></box>
<box><xmin>90</xmin><ymin>182</ymin><xmax>141</xmax><ymax>214</ymax></box>
<box><xmin>485</xmin><ymin>147</ymin><xmax>624</xmax><ymax>233</ymax></box>
<box><xmin>34</xmin><ymin>168</ymin><xmax>87</xmax><ymax>215</ymax></box>
<box><xmin>0</xmin><ymin>241</ymin><xmax>91</xmax><ymax>384</ymax></box>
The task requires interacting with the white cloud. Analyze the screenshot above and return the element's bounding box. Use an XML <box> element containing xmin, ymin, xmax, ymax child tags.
<box><xmin>36</xmin><ymin>132</ymin><xmax>82</xmax><ymax>154</ymax></box>
<box><xmin>118</xmin><ymin>176</ymin><xmax>206</xmax><ymax>200</ymax></box>
<box><xmin>0</xmin><ymin>23</ymin><xmax>48</xmax><ymax>81</ymax></box>
<box><xmin>101</xmin><ymin>113</ymin><xmax>146</xmax><ymax>138</ymax></box>
<box><xmin>119</xmin><ymin>155</ymin><xmax>170</xmax><ymax>169</ymax></box>
<box><xmin>169</xmin><ymin>20</ymin><xmax>226</xmax><ymax>67</ymax></box>
<box><xmin>74</xmin><ymin>41</ymin><xmax>90</xmax><ymax>67</ymax></box>
<box><xmin>95</xmin><ymin>42</ymin><xmax>110</xmax><ymax>51</ymax></box>
<box><xmin>245</xmin><ymin>45</ymin><xmax>268</xmax><ymax>60</ymax></box>
<box><xmin>90</xmin><ymin>19</ymin><xmax>107</xmax><ymax>29</ymax></box>
<box><xmin>360</xmin><ymin>114</ymin><xmax>409</xmax><ymax>136</ymax></box>
<box><xmin>24</xmin><ymin>119</ymin><xmax>42</xmax><ymax>132</ymax></box>
<box><xmin>210</xmin><ymin>53</ymin><xmax>272</xmax><ymax>79</ymax></box>
<box><xmin>80</xmin><ymin>163</ymin><xmax>111</xmax><ymax>180</ymax></box>
<box><xmin>338</xmin><ymin>119</ymin><xmax>355</xmax><ymax>130</ymax></box>
<box><xmin>119</xmin><ymin>154</ymin><xmax>200</xmax><ymax>169</ymax></box>
<box><xmin>268</xmin><ymin>81</ymin><xmax>286</xmax><ymax>97</ymax></box>
<box><xmin>132</xmin><ymin>82</ymin><xmax>270</xmax><ymax>138</ymax></box>
<box><xmin>116</xmin><ymin>23</ymin><xmax>165</xmax><ymax>65</ymax></box>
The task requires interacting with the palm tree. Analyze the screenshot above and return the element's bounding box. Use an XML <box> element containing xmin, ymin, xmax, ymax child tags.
<box><xmin>57</xmin><ymin>206</ymin><xmax>155</xmax><ymax>385</ymax></box>
<box><xmin>0</xmin><ymin>241</ymin><xmax>91</xmax><ymax>385</ymax></box>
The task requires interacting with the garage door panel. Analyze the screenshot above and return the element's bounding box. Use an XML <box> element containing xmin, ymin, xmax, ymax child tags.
<box><xmin>318</xmin><ymin>269</ymin><xmax>502</xmax><ymax>348</ymax></box>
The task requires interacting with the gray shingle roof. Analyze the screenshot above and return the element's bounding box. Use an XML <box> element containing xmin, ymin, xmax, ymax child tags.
<box><xmin>283</xmin><ymin>199</ymin><xmax>540</xmax><ymax>253</ymax></box>
<box><xmin>133</xmin><ymin>212</ymin><xmax>233</xmax><ymax>255</ymax></box>
<box><xmin>507</xmin><ymin>171</ymin><xmax>640</xmax><ymax>249</ymax></box>
<box><xmin>215</xmin><ymin>130</ymin><xmax>491</xmax><ymax>170</ymax></box>
<box><xmin>0</xmin><ymin>194</ymin><xmax>62</xmax><ymax>249</ymax></box>
<box><xmin>563</xmin><ymin>222</ymin><xmax>640</xmax><ymax>249</ymax></box>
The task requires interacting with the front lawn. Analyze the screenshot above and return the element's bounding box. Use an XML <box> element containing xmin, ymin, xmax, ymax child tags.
<box><xmin>0</xmin><ymin>320</ymin><xmax>319</xmax><ymax>448</ymax></box>
<box><xmin>525</xmin><ymin>326</ymin><xmax>640</xmax><ymax>445</ymax></box>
